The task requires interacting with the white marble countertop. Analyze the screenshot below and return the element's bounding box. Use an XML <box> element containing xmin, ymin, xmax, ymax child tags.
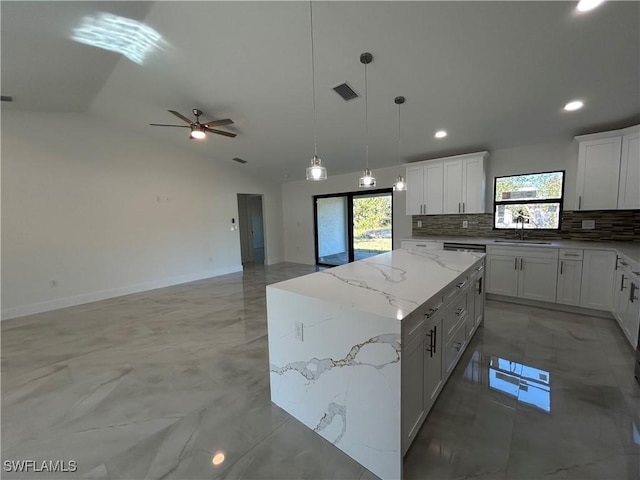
<box><xmin>402</xmin><ymin>237</ymin><xmax>640</xmax><ymax>264</ymax></box>
<box><xmin>269</xmin><ymin>249</ymin><xmax>483</xmax><ymax>321</ymax></box>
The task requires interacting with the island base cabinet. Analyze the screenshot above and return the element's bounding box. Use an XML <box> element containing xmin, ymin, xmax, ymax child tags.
<box><xmin>444</xmin><ymin>322</ymin><xmax>467</xmax><ymax>376</ymax></box>
<box><xmin>423</xmin><ymin>316</ymin><xmax>443</xmax><ymax>415</ymax></box>
<box><xmin>402</xmin><ymin>334</ymin><xmax>427</xmax><ymax>451</ymax></box>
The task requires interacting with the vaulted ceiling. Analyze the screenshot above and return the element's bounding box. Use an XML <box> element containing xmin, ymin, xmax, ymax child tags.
<box><xmin>2</xmin><ymin>1</ymin><xmax>639</xmax><ymax>183</ymax></box>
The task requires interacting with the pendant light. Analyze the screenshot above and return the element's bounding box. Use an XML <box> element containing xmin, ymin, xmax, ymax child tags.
<box><xmin>393</xmin><ymin>96</ymin><xmax>406</xmax><ymax>191</ymax></box>
<box><xmin>359</xmin><ymin>52</ymin><xmax>376</xmax><ymax>188</ymax></box>
<box><xmin>305</xmin><ymin>0</ymin><xmax>327</xmax><ymax>181</ymax></box>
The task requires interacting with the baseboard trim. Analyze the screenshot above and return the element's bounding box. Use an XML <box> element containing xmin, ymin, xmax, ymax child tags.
<box><xmin>487</xmin><ymin>294</ymin><xmax>614</xmax><ymax>319</ymax></box>
<box><xmin>1</xmin><ymin>265</ymin><xmax>243</xmax><ymax>321</ymax></box>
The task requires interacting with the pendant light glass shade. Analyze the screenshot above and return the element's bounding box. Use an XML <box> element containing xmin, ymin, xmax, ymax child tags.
<box><xmin>306</xmin><ymin>155</ymin><xmax>327</xmax><ymax>181</ymax></box>
<box><xmin>359</xmin><ymin>168</ymin><xmax>376</xmax><ymax>188</ymax></box>
<box><xmin>304</xmin><ymin>0</ymin><xmax>327</xmax><ymax>181</ymax></box>
<box><xmin>393</xmin><ymin>175</ymin><xmax>406</xmax><ymax>191</ymax></box>
<box><xmin>393</xmin><ymin>95</ymin><xmax>406</xmax><ymax>191</ymax></box>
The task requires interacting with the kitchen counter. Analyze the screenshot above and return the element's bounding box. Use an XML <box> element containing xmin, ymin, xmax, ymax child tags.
<box><xmin>402</xmin><ymin>236</ymin><xmax>640</xmax><ymax>264</ymax></box>
<box><xmin>267</xmin><ymin>249</ymin><xmax>485</xmax><ymax>480</ymax></box>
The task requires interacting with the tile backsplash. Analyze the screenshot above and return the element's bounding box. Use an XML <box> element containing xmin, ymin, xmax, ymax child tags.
<box><xmin>412</xmin><ymin>210</ymin><xmax>640</xmax><ymax>242</ymax></box>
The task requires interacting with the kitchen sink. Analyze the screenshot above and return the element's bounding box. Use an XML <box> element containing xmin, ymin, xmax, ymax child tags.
<box><xmin>493</xmin><ymin>240</ymin><xmax>552</xmax><ymax>245</ymax></box>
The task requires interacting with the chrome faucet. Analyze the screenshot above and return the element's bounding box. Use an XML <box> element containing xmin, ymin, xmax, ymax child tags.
<box><xmin>515</xmin><ymin>211</ymin><xmax>527</xmax><ymax>241</ymax></box>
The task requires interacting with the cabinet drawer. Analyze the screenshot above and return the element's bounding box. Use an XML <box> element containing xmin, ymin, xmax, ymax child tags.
<box><xmin>559</xmin><ymin>248</ymin><xmax>583</xmax><ymax>260</ymax></box>
<box><xmin>444</xmin><ymin>292</ymin><xmax>468</xmax><ymax>342</ymax></box>
<box><xmin>444</xmin><ymin>321</ymin><xmax>467</xmax><ymax>375</ymax></box>
<box><xmin>443</xmin><ymin>275</ymin><xmax>469</xmax><ymax>304</ymax></box>
<box><xmin>401</xmin><ymin>240</ymin><xmax>444</xmax><ymax>251</ymax></box>
<box><xmin>403</xmin><ymin>295</ymin><xmax>443</xmax><ymax>344</ymax></box>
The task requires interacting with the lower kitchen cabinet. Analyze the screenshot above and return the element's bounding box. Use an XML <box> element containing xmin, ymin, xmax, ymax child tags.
<box><xmin>402</xmin><ymin>333</ymin><xmax>426</xmax><ymax>447</ymax></box>
<box><xmin>613</xmin><ymin>258</ymin><xmax>640</xmax><ymax>348</ymax></box>
<box><xmin>556</xmin><ymin>259</ymin><xmax>583</xmax><ymax>306</ymax></box>
<box><xmin>423</xmin><ymin>313</ymin><xmax>443</xmax><ymax>415</ymax></box>
<box><xmin>580</xmin><ymin>249</ymin><xmax>616</xmax><ymax>310</ymax></box>
<box><xmin>486</xmin><ymin>246</ymin><xmax>558</xmax><ymax>303</ymax></box>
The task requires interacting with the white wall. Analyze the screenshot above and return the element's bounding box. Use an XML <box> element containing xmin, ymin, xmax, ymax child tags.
<box><xmin>282</xmin><ymin>165</ymin><xmax>412</xmax><ymax>264</ymax></box>
<box><xmin>485</xmin><ymin>140</ymin><xmax>578</xmax><ymax>209</ymax></box>
<box><xmin>1</xmin><ymin>110</ymin><xmax>284</xmax><ymax>319</ymax></box>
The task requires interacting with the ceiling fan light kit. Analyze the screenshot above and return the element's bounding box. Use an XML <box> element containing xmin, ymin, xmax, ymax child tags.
<box><xmin>359</xmin><ymin>52</ymin><xmax>376</xmax><ymax>188</ymax></box>
<box><xmin>150</xmin><ymin>108</ymin><xmax>236</xmax><ymax>140</ymax></box>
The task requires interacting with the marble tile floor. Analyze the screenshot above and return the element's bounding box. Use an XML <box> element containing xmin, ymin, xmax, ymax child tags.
<box><xmin>2</xmin><ymin>263</ymin><xmax>639</xmax><ymax>480</ymax></box>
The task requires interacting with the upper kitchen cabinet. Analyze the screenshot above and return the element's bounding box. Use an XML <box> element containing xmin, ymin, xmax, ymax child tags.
<box><xmin>575</xmin><ymin>125</ymin><xmax>640</xmax><ymax>211</ymax></box>
<box><xmin>405</xmin><ymin>151</ymin><xmax>487</xmax><ymax>215</ymax></box>
<box><xmin>406</xmin><ymin>161</ymin><xmax>444</xmax><ymax>215</ymax></box>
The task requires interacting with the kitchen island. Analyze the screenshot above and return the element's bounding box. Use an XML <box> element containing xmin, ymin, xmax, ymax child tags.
<box><xmin>267</xmin><ymin>248</ymin><xmax>485</xmax><ymax>479</ymax></box>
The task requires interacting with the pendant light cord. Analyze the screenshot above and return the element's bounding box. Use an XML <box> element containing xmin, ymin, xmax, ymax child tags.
<box><xmin>310</xmin><ymin>0</ymin><xmax>318</xmax><ymax>157</ymax></box>
<box><xmin>397</xmin><ymin>102</ymin><xmax>401</xmax><ymax>168</ymax></box>
<box><xmin>364</xmin><ymin>60</ymin><xmax>369</xmax><ymax>169</ymax></box>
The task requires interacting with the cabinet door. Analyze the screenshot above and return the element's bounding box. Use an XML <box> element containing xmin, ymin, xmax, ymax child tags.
<box><xmin>443</xmin><ymin>159</ymin><xmax>463</xmax><ymax>214</ymax></box>
<box><xmin>486</xmin><ymin>255</ymin><xmax>519</xmax><ymax>297</ymax></box>
<box><xmin>519</xmin><ymin>257</ymin><xmax>558</xmax><ymax>302</ymax></box>
<box><xmin>613</xmin><ymin>268</ymin><xmax>629</xmax><ymax>327</ymax></box>
<box><xmin>424</xmin><ymin>161</ymin><xmax>444</xmax><ymax>214</ymax></box>
<box><xmin>462</xmin><ymin>157</ymin><xmax>485</xmax><ymax>213</ymax></box>
<box><xmin>576</xmin><ymin>137</ymin><xmax>622</xmax><ymax>210</ymax></box>
<box><xmin>617</xmin><ymin>131</ymin><xmax>640</xmax><ymax>209</ymax></box>
<box><xmin>423</xmin><ymin>317</ymin><xmax>443</xmax><ymax>415</ymax></box>
<box><xmin>556</xmin><ymin>260</ymin><xmax>583</xmax><ymax>306</ymax></box>
<box><xmin>623</xmin><ymin>282</ymin><xmax>640</xmax><ymax>349</ymax></box>
<box><xmin>580</xmin><ymin>249</ymin><xmax>616</xmax><ymax>310</ymax></box>
<box><xmin>473</xmin><ymin>275</ymin><xmax>485</xmax><ymax>328</ymax></box>
<box><xmin>406</xmin><ymin>164</ymin><xmax>424</xmax><ymax>215</ymax></box>
<box><xmin>401</xmin><ymin>335</ymin><xmax>425</xmax><ymax>451</ymax></box>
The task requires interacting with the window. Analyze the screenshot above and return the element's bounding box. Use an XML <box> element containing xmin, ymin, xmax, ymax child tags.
<box><xmin>493</xmin><ymin>171</ymin><xmax>564</xmax><ymax>230</ymax></box>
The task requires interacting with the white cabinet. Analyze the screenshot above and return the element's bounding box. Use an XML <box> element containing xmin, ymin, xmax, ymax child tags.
<box><xmin>613</xmin><ymin>257</ymin><xmax>640</xmax><ymax>348</ymax></box>
<box><xmin>618</xmin><ymin>131</ymin><xmax>640</xmax><ymax>209</ymax></box>
<box><xmin>405</xmin><ymin>151</ymin><xmax>487</xmax><ymax>215</ymax></box>
<box><xmin>401</xmin><ymin>332</ymin><xmax>426</xmax><ymax>448</ymax></box>
<box><xmin>406</xmin><ymin>161</ymin><xmax>443</xmax><ymax>215</ymax></box>
<box><xmin>486</xmin><ymin>246</ymin><xmax>558</xmax><ymax>303</ymax></box>
<box><xmin>580</xmin><ymin>249</ymin><xmax>616</xmax><ymax>310</ymax></box>
<box><xmin>401</xmin><ymin>240</ymin><xmax>444</xmax><ymax>250</ymax></box>
<box><xmin>443</xmin><ymin>153</ymin><xmax>487</xmax><ymax>214</ymax></box>
<box><xmin>575</xmin><ymin>125</ymin><xmax>640</xmax><ymax>210</ymax></box>
<box><xmin>423</xmin><ymin>313</ymin><xmax>443</xmax><ymax>415</ymax></box>
<box><xmin>556</xmin><ymin>260</ymin><xmax>583</xmax><ymax>306</ymax></box>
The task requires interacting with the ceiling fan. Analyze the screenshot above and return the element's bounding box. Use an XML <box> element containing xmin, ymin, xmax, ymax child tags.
<box><xmin>150</xmin><ymin>109</ymin><xmax>236</xmax><ymax>139</ymax></box>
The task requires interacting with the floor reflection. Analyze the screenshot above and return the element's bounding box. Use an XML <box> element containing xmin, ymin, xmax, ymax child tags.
<box><xmin>489</xmin><ymin>357</ymin><xmax>551</xmax><ymax>413</ymax></box>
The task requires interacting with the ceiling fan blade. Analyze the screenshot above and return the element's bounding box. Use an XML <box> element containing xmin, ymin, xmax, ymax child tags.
<box><xmin>149</xmin><ymin>123</ymin><xmax>190</xmax><ymax>128</ymax></box>
<box><xmin>203</xmin><ymin>118</ymin><xmax>233</xmax><ymax>128</ymax></box>
<box><xmin>205</xmin><ymin>128</ymin><xmax>237</xmax><ymax>138</ymax></box>
<box><xmin>168</xmin><ymin>110</ymin><xmax>194</xmax><ymax>124</ymax></box>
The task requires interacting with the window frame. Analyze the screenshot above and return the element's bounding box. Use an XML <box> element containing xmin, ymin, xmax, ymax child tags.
<box><xmin>492</xmin><ymin>170</ymin><xmax>565</xmax><ymax>231</ymax></box>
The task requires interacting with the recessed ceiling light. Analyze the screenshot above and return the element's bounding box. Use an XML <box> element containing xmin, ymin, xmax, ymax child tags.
<box><xmin>435</xmin><ymin>130</ymin><xmax>447</xmax><ymax>138</ymax></box>
<box><xmin>564</xmin><ymin>100</ymin><xmax>584</xmax><ymax>111</ymax></box>
<box><xmin>576</xmin><ymin>0</ymin><xmax>606</xmax><ymax>12</ymax></box>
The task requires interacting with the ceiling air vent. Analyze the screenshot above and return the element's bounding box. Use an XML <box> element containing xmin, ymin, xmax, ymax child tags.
<box><xmin>232</xmin><ymin>157</ymin><xmax>247</xmax><ymax>164</ymax></box>
<box><xmin>1</xmin><ymin>96</ymin><xmax>14</xmax><ymax>102</ymax></box>
<box><xmin>333</xmin><ymin>83</ymin><xmax>359</xmax><ymax>101</ymax></box>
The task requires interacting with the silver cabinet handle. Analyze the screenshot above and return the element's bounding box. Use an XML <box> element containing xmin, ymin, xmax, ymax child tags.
<box><xmin>455</xmin><ymin>307</ymin><xmax>464</xmax><ymax>316</ymax></box>
<box><xmin>458</xmin><ymin>202</ymin><xmax>461</xmax><ymax>213</ymax></box>
<box><xmin>621</xmin><ymin>261</ymin><xmax>628</xmax><ymax>267</ymax></box>
<box><xmin>621</xmin><ymin>274</ymin><xmax>627</xmax><ymax>291</ymax></box>
<box><xmin>630</xmin><ymin>282</ymin><xmax>638</xmax><ymax>303</ymax></box>
<box><xmin>463</xmin><ymin>202</ymin><xmax>465</xmax><ymax>213</ymax></box>
<box><xmin>578</xmin><ymin>196</ymin><xmax>582</xmax><ymax>209</ymax></box>
<box><xmin>457</xmin><ymin>280</ymin><xmax>467</xmax><ymax>289</ymax></box>
<box><xmin>515</xmin><ymin>257</ymin><xmax>518</xmax><ymax>270</ymax></box>
<box><xmin>564</xmin><ymin>253</ymin><xmax>580</xmax><ymax>257</ymax></box>
<box><xmin>560</xmin><ymin>260</ymin><xmax>563</xmax><ymax>275</ymax></box>
<box><xmin>424</xmin><ymin>307</ymin><xmax>438</xmax><ymax>318</ymax></box>
<box><xmin>453</xmin><ymin>341</ymin><xmax>463</xmax><ymax>352</ymax></box>
<box><xmin>475</xmin><ymin>265</ymin><xmax>484</xmax><ymax>272</ymax></box>
<box><xmin>520</xmin><ymin>258</ymin><xmax>524</xmax><ymax>270</ymax></box>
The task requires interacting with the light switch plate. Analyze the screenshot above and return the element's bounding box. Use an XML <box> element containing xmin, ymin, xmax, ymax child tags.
<box><xmin>462</xmin><ymin>221</ymin><xmax>468</xmax><ymax>228</ymax></box>
<box><xmin>417</xmin><ymin>220</ymin><xmax>423</xmax><ymax>228</ymax></box>
<box><xmin>581</xmin><ymin>219</ymin><xmax>595</xmax><ymax>230</ymax></box>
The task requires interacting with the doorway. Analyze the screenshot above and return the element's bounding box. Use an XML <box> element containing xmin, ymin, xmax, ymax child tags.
<box><xmin>237</xmin><ymin>194</ymin><xmax>265</xmax><ymax>266</ymax></box>
<box><xmin>314</xmin><ymin>188</ymin><xmax>393</xmax><ymax>266</ymax></box>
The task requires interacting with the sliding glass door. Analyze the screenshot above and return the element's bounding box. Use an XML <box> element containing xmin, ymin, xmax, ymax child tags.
<box><xmin>314</xmin><ymin>189</ymin><xmax>393</xmax><ymax>266</ymax></box>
